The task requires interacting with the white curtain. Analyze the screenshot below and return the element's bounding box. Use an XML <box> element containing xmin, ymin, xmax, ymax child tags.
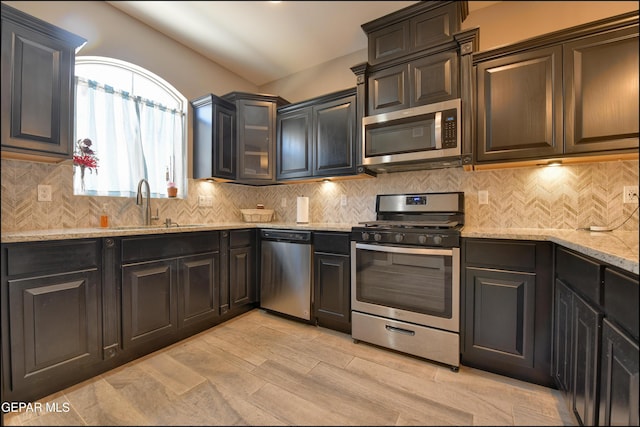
<box><xmin>75</xmin><ymin>77</ymin><xmax>185</xmax><ymax>197</ymax></box>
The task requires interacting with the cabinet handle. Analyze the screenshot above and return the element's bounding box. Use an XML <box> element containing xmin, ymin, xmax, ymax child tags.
<box><xmin>385</xmin><ymin>325</ymin><xmax>415</xmax><ymax>336</ymax></box>
<box><xmin>105</xmin><ymin>238</ymin><xmax>115</xmax><ymax>248</ymax></box>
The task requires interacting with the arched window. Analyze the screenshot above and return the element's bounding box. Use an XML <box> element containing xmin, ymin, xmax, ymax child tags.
<box><xmin>74</xmin><ymin>56</ymin><xmax>187</xmax><ymax>198</ymax></box>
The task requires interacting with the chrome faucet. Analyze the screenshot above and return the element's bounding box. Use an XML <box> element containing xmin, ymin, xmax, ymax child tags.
<box><xmin>136</xmin><ymin>178</ymin><xmax>159</xmax><ymax>225</ymax></box>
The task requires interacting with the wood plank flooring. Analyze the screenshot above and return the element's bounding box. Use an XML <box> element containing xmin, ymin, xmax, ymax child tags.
<box><xmin>3</xmin><ymin>309</ymin><xmax>577</xmax><ymax>426</ymax></box>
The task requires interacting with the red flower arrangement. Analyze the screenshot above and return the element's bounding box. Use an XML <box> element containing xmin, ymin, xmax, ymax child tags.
<box><xmin>73</xmin><ymin>138</ymin><xmax>98</xmax><ymax>190</ymax></box>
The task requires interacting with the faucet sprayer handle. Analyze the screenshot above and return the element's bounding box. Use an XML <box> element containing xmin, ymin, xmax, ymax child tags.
<box><xmin>152</xmin><ymin>208</ymin><xmax>160</xmax><ymax>221</ymax></box>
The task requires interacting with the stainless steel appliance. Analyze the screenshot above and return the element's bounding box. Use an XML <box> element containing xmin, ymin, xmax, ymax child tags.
<box><xmin>351</xmin><ymin>192</ymin><xmax>463</xmax><ymax>370</ymax></box>
<box><xmin>260</xmin><ymin>229</ymin><xmax>312</xmax><ymax>321</ymax></box>
<box><xmin>362</xmin><ymin>99</ymin><xmax>462</xmax><ymax>173</ymax></box>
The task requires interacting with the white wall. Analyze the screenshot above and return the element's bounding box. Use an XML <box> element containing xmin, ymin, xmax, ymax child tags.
<box><xmin>3</xmin><ymin>0</ymin><xmax>258</xmax><ymax>99</ymax></box>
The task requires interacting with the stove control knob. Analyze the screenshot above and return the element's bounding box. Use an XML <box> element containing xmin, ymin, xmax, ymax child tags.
<box><xmin>418</xmin><ymin>235</ymin><xmax>428</xmax><ymax>245</ymax></box>
<box><xmin>394</xmin><ymin>233</ymin><xmax>404</xmax><ymax>243</ymax></box>
<box><xmin>361</xmin><ymin>232</ymin><xmax>370</xmax><ymax>241</ymax></box>
<box><xmin>374</xmin><ymin>233</ymin><xmax>382</xmax><ymax>242</ymax></box>
<box><xmin>433</xmin><ymin>235</ymin><xmax>443</xmax><ymax>245</ymax></box>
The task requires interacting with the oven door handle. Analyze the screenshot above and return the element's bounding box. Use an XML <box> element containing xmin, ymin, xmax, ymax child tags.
<box><xmin>355</xmin><ymin>242</ymin><xmax>454</xmax><ymax>257</ymax></box>
<box><xmin>385</xmin><ymin>325</ymin><xmax>416</xmax><ymax>336</ymax></box>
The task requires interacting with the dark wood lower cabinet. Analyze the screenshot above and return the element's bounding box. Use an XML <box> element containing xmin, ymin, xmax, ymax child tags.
<box><xmin>1</xmin><ymin>239</ymin><xmax>102</xmax><ymax>402</ymax></box>
<box><xmin>313</xmin><ymin>232</ymin><xmax>351</xmax><ymax>333</ymax></box>
<box><xmin>552</xmin><ymin>246</ymin><xmax>639</xmax><ymax>426</ymax></box>
<box><xmin>120</xmin><ymin>232</ymin><xmax>221</xmax><ymax>355</ymax></box>
<box><xmin>553</xmin><ymin>279</ymin><xmax>574</xmax><ymax>394</ymax></box>
<box><xmin>599</xmin><ymin>319</ymin><xmax>639</xmax><ymax>426</ymax></box>
<box><xmin>464</xmin><ymin>268</ymin><xmax>536</xmax><ymax>368</ymax></box>
<box><xmin>572</xmin><ymin>292</ymin><xmax>603</xmax><ymax>426</ymax></box>
<box><xmin>178</xmin><ymin>254</ymin><xmax>219</xmax><ymax>329</ymax></box>
<box><xmin>122</xmin><ymin>259</ymin><xmax>178</xmax><ymax>350</ymax></box>
<box><xmin>230</xmin><ymin>245</ymin><xmax>254</xmax><ymax>308</ymax></box>
<box><xmin>461</xmin><ymin>239</ymin><xmax>553</xmax><ymax>387</ymax></box>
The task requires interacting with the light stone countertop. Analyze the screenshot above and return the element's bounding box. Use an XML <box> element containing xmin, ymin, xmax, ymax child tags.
<box><xmin>0</xmin><ymin>222</ymin><xmax>356</xmax><ymax>243</ymax></box>
<box><xmin>2</xmin><ymin>223</ymin><xmax>637</xmax><ymax>275</ymax></box>
<box><xmin>462</xmin><ymin>227</ymin><xmax>639</xmax><ymax>275</ymax></box>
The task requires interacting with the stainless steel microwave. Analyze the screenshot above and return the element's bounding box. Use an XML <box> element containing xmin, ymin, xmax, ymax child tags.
<box><xmin>362</xmin><ymin>98</ymin><xmax>461</xmax><ymax>171</ymax></box>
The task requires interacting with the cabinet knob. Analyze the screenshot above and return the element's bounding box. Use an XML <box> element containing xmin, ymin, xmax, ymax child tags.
<box><xmin>105</xmin><ymin>238</ymin><xmax>115</xmax><ymax>248</ymax></box>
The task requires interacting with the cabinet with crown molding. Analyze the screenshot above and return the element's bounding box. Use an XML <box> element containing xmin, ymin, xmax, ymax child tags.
<box><xmin>1</xmin><ymin>4</ymin><xmax>86</xmax><ymax>163</ymax></box>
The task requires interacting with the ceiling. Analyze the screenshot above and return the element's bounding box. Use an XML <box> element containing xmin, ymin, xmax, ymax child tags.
<box><xmin>107</xmin><ymin>1</ymin><xmax>499</xmax><ymax>87</ymax></box>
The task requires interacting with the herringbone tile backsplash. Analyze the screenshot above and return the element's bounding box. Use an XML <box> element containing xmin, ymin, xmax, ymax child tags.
<box><xmin>1</xmin><ymin>159</ymin><xmax>638</xmax><ymax>232</ymax></box>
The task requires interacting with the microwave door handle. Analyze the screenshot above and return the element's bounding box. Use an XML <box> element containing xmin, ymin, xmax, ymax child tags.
<box><xmin>434</xmin><ymin>111</ymin><xmax>442</xmax><ymax>149</ymax></box>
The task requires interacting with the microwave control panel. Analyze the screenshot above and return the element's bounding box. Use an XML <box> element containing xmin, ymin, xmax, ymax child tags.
<box><xmin>442</xmin><ymin>108</ymin><xmax>457</xmax><ymax>148</ymax></box>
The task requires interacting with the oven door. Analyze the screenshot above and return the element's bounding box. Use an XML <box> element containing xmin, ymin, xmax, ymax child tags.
<box><xmin>351</xmin><ymin>242</ymin><xmax>460</xmax><ymax>333</ymax></box>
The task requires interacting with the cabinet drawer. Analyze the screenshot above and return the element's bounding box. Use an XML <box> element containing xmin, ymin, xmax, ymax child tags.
<box><xmin>4</xmin><ymin>239</ymin><xmax>100</xmax><ymax>276</ymax></box>
<box><xmin>556</xmin><ymin>247</ymin><xmax>602</xmax><ymax>305</ymax></box>
<box><xmin>604</xmin><ymin>268</ymin><xmax>639</xmax><ymax>340</ymax></box>
<box><xmin>314</xmin><ymin>232</ymin><xmax>350</xmax><ymax>255</ymax></box>
<box><xmin>464</xmin><ymin>239</ymin><xmax>536</xmax><ymax>272</ymax></box>
<box><xmin>230</xmin><ymin>229</ymin><xmax>253</xmax><ymax>248</ymax></box>
<box><xmin>122</xmin><ymin>232</ymin><xmax>219</xmax><ymax>264</ymax></box>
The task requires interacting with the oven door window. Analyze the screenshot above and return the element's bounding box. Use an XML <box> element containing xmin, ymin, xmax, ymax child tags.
<box><xmin>365</xmin><ymin>115</ymin><xmax>436</xmax><ymax>157</ymax></box>
<box><xmin>355</xmin><ymin>246</ymin><xmax>452</xmax><ymax>318</ymax></box>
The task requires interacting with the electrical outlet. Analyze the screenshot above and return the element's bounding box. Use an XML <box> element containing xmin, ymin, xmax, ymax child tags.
<box><xmin>37</xmin><ymin>185</ymin><xmax>52</xmax><ymax>202</ymax></box>
<box><xmin>198</xmin><ymin>195</ymin><xmax>213</xmax><ymax>207</ymax></box>
<box><xmin>281</xmin><ymin>198</ymin><xmax>287</xmax><ymax>208</ymax></box>
<box><xmin>623</xmin><ymin>185</ymin><xmax>639</xmax><ymax>204</ymax></box>
<box><xmin>478</xmin><ymin>190</ymin><xmax>489</xmax><ymax>205</ymax></box>
<box><xmin>340</xmin><ymin>195</ymin><xmax>347</xmax><ymax>207</ymax></box>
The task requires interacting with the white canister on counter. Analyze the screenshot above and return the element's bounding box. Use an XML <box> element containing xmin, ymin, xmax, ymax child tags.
<box><xmin>296</xmin><ymin>196</ymin><xmax>309</xmax><ymax>223</ymax></box>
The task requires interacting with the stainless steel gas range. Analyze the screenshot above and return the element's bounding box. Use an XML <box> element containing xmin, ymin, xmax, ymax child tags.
<box><xmin>351</xmin><ymin>192</ymin><xmax>463</xmax><ymax>371</ymax></box>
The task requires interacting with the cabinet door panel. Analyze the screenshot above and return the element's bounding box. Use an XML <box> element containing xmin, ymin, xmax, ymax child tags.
<box><xmin>178</xmin><ymin>253</ymin><xmax>218</xmax><ymax>328</ymax></box>
<box><xmin>8</xmin><ymin>270</ymin><xmax>100</xmax><ymax>390</ymax></box>
<box><xmin>238</xmin><ymin>100</ymin><xmax>275</xmax><ymax>181</ymax></box>
<box><xmin>367</xmin><ymin>21</ymin><xmax>409</xmax><ymax>65</ymax></box>
<box><xmin>368</xmin><ymin>63</ymin><xmax>409</xmax><ymax>115</ymax></box>
<box><xmin>572</xmin><ymin>294</ymin><xmax>602</xmax><ymax>426</ymax></box>
<box><xmin>465</xmin><ymin>268</ymin><xmax>535</xmax><ymax>367</ymax></box>
<box><xmin>476</xmin><ymin>45</ymin><xmax>563</xmax><ymax>162</ymax></box>
<box><xmin>1</xmin><ymin>19</ymin><xmax>76</xmax><ymax>159</ymax></box>
<box><xmin>230</xmin><ymin>246</ymin><xmax>255</xmax><ymax>308</ymax></box>
<box><xmin>122</xmin><ymin>260</ymin><xmax>177</xmax><ymax>349</ymax></box>
<box><xmin>277</xmin><ymin>108</ymin><xmax>312</xmax><ymax>179</ymax></box>
<box><xmin>411</xmin><ymin>51</ymin><xmax>458</xmax><ymax>106</ymax></box>
<box><xmin>553</xmin><ymin>279</ymin><xmax>574</xmax><ymax>393</ymax></box>
<box><xmin>564</xmin><ymin>28</ymin><xmax>639</xmax><ymax>153</ymax></box>
<box><xmin>599</xmin><ymin>319</ymin><xmax>639</xmax><ymax>426</ymax></box>
<box><xmin>313</xmin><ymin>95</ymin><xmax>356</xmax><ymax>176</ymax></box>
<box><xmin>314</xmin><ymin>253</ymin><xmax>350</xmax><ymax>332</ymax></box>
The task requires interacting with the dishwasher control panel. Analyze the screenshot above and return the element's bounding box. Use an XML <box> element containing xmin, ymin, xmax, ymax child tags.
<box><xmin>260</xmin><ymin>229</ymin><xmax>312</xmax><ymax>243</ymax></box>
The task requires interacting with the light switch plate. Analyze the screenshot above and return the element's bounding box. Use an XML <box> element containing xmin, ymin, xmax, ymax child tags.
<box><xmin>340</xmin><ymin>195</ymin><xmax>347</xmax><ymax>207</ymax></box>
<box><xmin>478</xmin><ymin>190</ymin><xmax>489</xmax><ymax>205</ymax></box>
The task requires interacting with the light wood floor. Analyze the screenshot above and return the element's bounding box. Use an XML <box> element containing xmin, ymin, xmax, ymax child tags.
<box><xmin>4</xmin><ymin>309</ymin><xmax>577</xmax><ymax>426</ymax></box>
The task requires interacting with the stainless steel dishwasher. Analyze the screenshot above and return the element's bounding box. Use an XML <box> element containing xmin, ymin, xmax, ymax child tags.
<box><xmin>260</xmin><ymin>229</ymin><xmax>312</xmax><ymax>321</ymax></box>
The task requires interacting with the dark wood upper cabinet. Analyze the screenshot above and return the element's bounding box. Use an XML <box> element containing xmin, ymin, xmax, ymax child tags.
<box><xmin>277</xmin><ymin>88</ymin><xmax>357</xmax><ymax>181</ymax></box>
<box><xmin>474</xmin><ymin>11</ymin><xmax>639</xmax><ymax>166</ymax></box>
<box><xmin>563</xmin><ymin>26</ymin><xmax>639</xmax><ymax>154</ymax></box>
<box><xmin>367</xmin><ymin>51</ymin><xmax>459</xmax><ymax>115</ymax></box>
<box><xmin>191</xmin><ymin>94</ymin><xmax>236</xmax><ymax>181</ymax></box>
<box><xmin>362</xmin><ymin>1</ymin><xmax>467</xmax><ymax>66</ymax></box>
<box><xmin>1</xmin><ymin>4</ymin><xmax>86</xmax><ymax>163</ymax></box>
<box><xmin>277</xmin><ymin>108</ymin><xmax>313</xmax><ymax>179</ymax></box>
<box><xmin>475</xmin><ymin>45</ymin><xmax>564</xmax><ymax>163</ymax></box>
<box><xmin>223</xmin><ymin>92</ymin><xmax>289</xmax><ymax>185</ymax></box>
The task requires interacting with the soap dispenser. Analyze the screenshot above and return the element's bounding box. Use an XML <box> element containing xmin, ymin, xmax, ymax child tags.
<box><xmin>100</xmin><ymin>203</ymin><xmax>109</xmax><ymax>228</ymax></box>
